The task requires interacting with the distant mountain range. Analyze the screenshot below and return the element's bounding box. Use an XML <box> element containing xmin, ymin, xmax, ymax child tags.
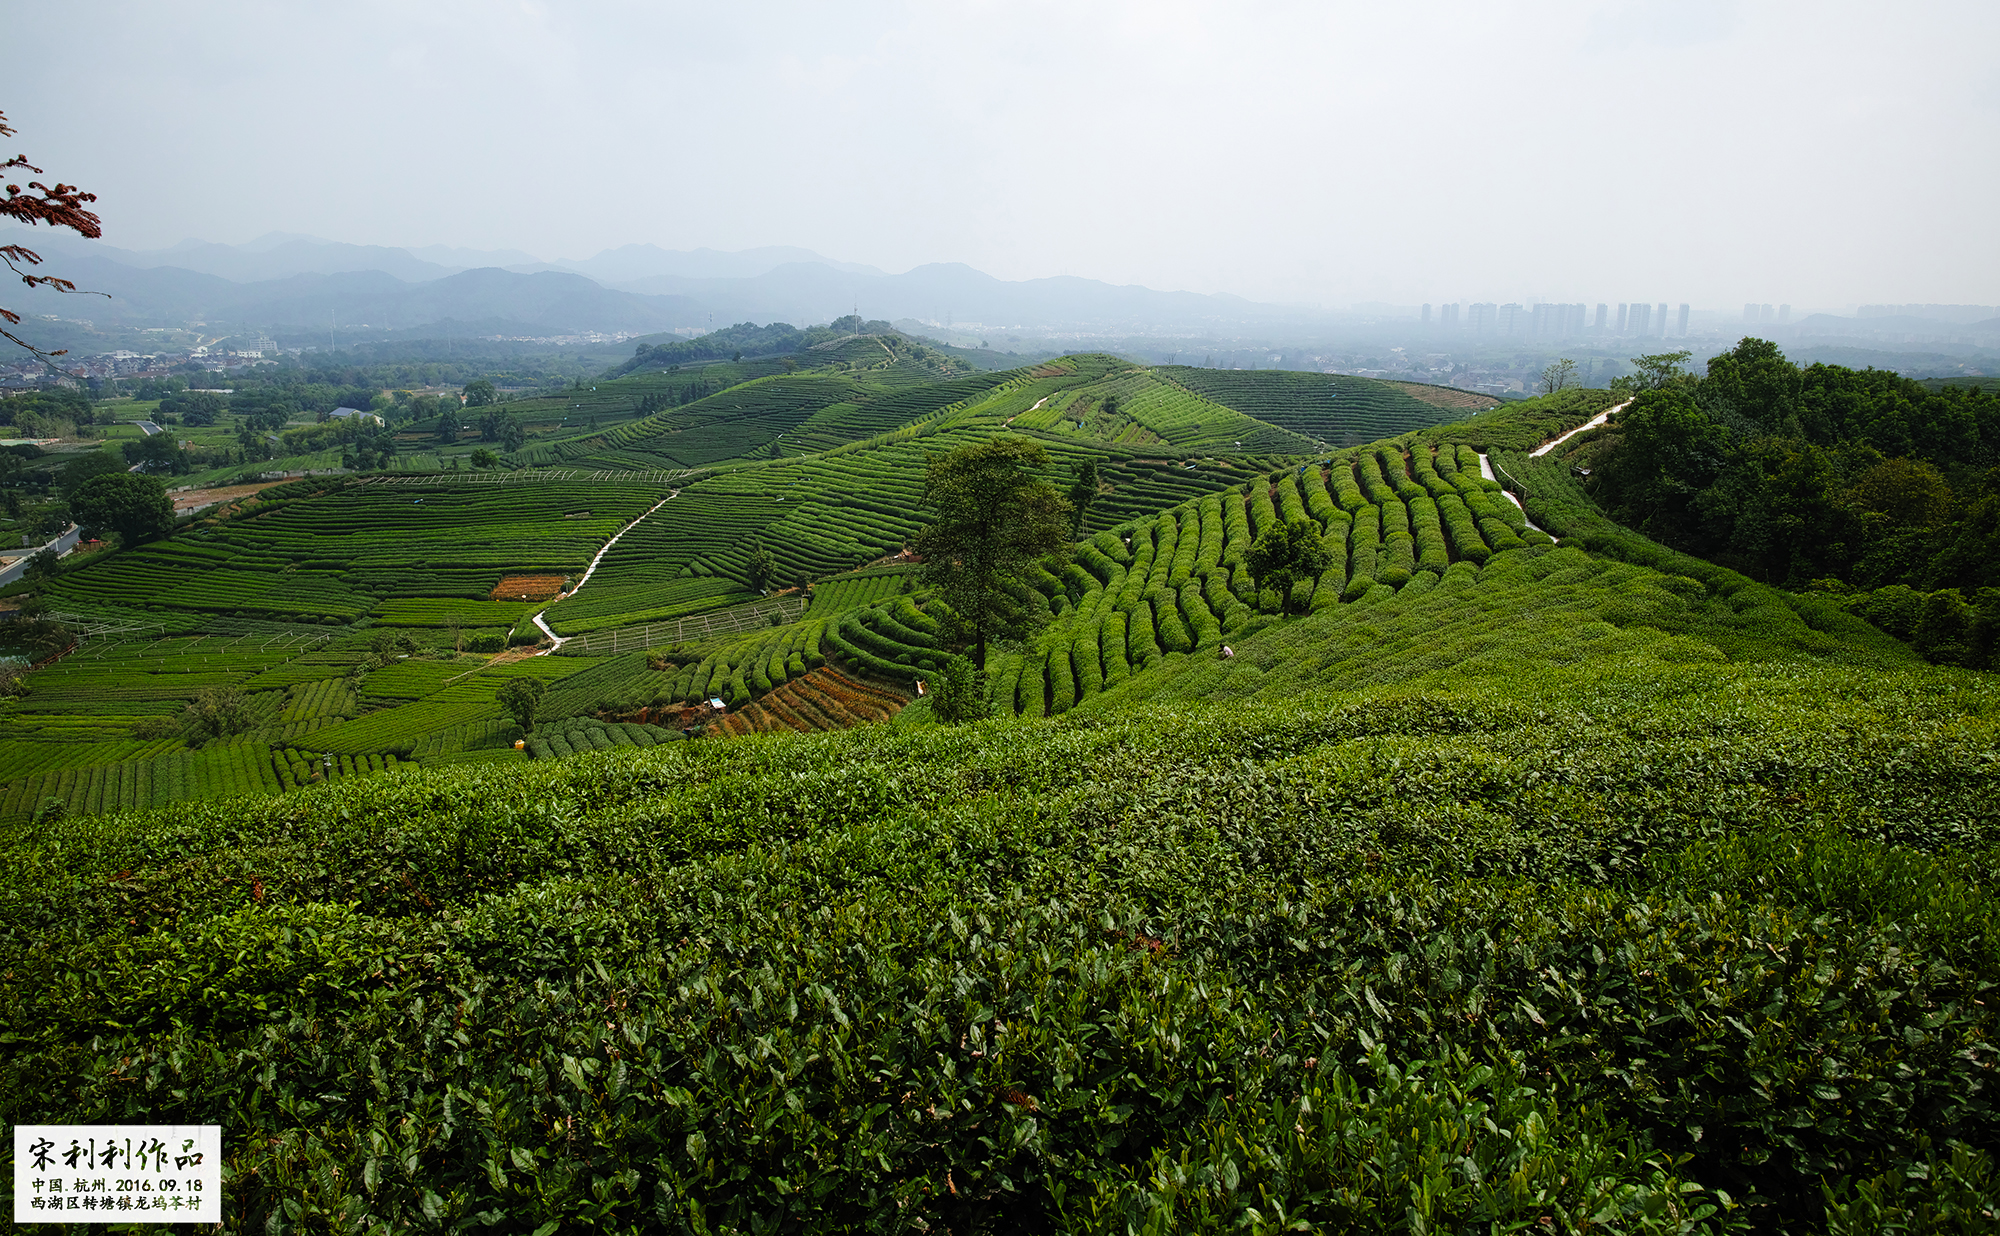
<box><xmin>7</xmin><ymin>228</ymin><xmax>1993</xmax><ymax>352</ymax></box>
<box><xmin>0</xmin><ymin>228</ymin><xmax>1333</xmax><ymax>342</ymax></box>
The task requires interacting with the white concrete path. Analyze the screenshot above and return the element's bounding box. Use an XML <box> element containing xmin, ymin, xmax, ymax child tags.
<box><xmin>531</xmin><ymin>490</ymin><xmax>678</xmax><ymax>654</ymax></box>
<box><xmin>1529</xmin><ymin>400</ymin><xmax>1629</xmax><ymax>458</ymax></box>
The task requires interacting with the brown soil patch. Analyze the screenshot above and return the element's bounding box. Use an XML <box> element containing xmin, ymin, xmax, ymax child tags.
<box><xmin>172</xmin><ymin>480</ymin><xmax>289</xmax><ymax>513</ymax></box>
<box><xmin>1386</xmin><ymin>381</ymin><xmax>1501</xmax><ymax>411</ymax></box>
<box><xmin>613</xmin><ymin>666</ymin><xmax>913</xmax><ymax>738</ymax></box>
<box><xmin>491</xmin><ymin>573</ymin><xmax>567</xmax><ymax>601</ymax></box>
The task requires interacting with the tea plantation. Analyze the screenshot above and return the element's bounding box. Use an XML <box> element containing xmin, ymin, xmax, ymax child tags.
<box><xmin>4</xmin><ymin>340</ymin><xmax>1997</xmax><ymax>1231</ymax></box>
<box><xmin>2</xmin><ymin>593</ymin><xmax>1995</xmax><ymax>1232</ymax></box>
<box><xmin>3</xmin><ymin>342</ymin><xmax>1456</xmax><ymax>823</ymax></box>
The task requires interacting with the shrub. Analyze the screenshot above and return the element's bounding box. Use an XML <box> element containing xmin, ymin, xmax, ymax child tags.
<box><xmin>930</xmin><ymin>655</ymin><xmax>991</xmax><ymax>723</ymax></box>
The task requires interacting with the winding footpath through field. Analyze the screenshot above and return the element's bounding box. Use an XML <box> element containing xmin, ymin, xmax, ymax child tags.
<box><xmin>1480</xmin><ymin>400</ymin><xmax>1630</xmax><ymax>533</ymax></box>
<box><xmin>1530</xmin><ymin>400</ymin><xmax>1627</xmax><ymax>458</ymax></box>
<box><xmin>1003</xmin><ymin>395</ymin><xmax>1050</xmax><ymax>427</ymax></box>
<box><xmin>530</xmin><ymin>490</ymin><xmax>679</xmax><ymax>654</ymax></box>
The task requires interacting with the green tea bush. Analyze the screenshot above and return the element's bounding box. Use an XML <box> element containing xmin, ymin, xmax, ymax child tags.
<box><xmin>2</xmin><ymin>656</ymin><xmax>1993</xmax><ymax>1232</ymax></box>
<box><xmin>1152</xmin><ymin>587</ymin><xmax>1194</xmax><ymax>654</ymax></box>
<box><xmin>1330</xmin><ymin>458</ymin><xmax>1368</xmax><ymax>512</ymax></box>
<box><xmin>1248</xmin><ymin>477</ymin><xmax>1280</xmax><ymax>539</ymax></box>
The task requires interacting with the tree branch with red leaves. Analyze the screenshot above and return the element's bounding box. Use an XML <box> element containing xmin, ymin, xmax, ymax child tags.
<box><xmin>2</xmin><ymin>109</ymin><xmax>108</xmax><ymax>368</ymax></box>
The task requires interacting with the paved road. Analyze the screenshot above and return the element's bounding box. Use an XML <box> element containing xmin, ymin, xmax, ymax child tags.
<box><xmin>0</xmin><ymin>524</ymin><xmax>81</xmax><ymax>587</ymax></box>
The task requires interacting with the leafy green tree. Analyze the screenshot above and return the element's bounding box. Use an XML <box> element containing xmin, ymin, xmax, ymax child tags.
<box><xmin>1701</xmin><ymin>338</ymin><xmax>1800</xmax><ymax>434</ymax></box>
<box><xmin>745</xmin><ymin>541</ymin><xmax>774</xmax><ymax>592</ymax></box>
<box><xmin>912</xmin><ymin>437</ymin><xmax>1073</xmax><ymax>669</ymax></box>
<box><xmin>1244</xmin><ymin>519</ymin><xmax>1334</xmax><ymax>615</ymax></box>
<box><xmin>236</xmin><ymin>423</ymin><xmax>273</xmax><ymax>462</ymax></box>
<box><xmin>159</xmin><ymin>390</ymin><xmax>224</xmax><ymax>427</ymax></box>
<box><xmin>930</xmin><ymin>654</ymin><xmax>991</xmax><ymax>723</ymax></box>
<box><xmin>22</xmin><ymin>548</ymin><xmax>58</xmax><ymax>582</ymax></box>
<box><xmin>470</xmin><ymin>448</ymin><xmax>498</xmax><ymax>469</ymax></box>
<box><xmin>1619</xmin><ymin>350</ymin><xmax>1695</xmax><ymax>393</ymax></box>
<box><xmin>497</xmin><ymin>678</ymin><xmax>546</xmax><ymax>734</ymax></box>
<box><xmin>127</xmin><ymin>430</ymin><xmax>188</xmax><ymax>474</ymax></box>
<box><xmin>1066</xmin><ymin>458</ymin><xmax>1102</xmax><ymax>536</ymax></box>
<box><xmin>69</xmin><ymin>472</ymin><xmax>172</xmax><ymax>545</ymax></box>
<box><xmin>1539</xmin><ymin>358</ymin><xmax>1579</xmax><ymax>396</ymax></box>
<box><xmin>56</xmin><ymin>449</ymin><xmax>127</xmax><ymax>497</ymax></box>
<box><xmin>1590</xmin><ymin>386</ymin><xmax>1732</xmax><ymax>546</ymax></box>
<box><xmin>6</xmin><ymin>601</ymin><xmax>69</xmax><ymax>659</ymax></box>
<box><xmin>1697</xmin><ymin>436</ymin><xmax>1850</xmax><ymax>586</ymax></box>
<box><xmin>462</xmin><ymin>380</ymin><xmax>497</xmax><ymax>408</ymax></box>
<box><xmin>177</xmin><ymin>687</ymin><xmax>257</xmax><ymax>746</ymax></box>
<box><xmin>500</xmin><ymin>417</ymin><xmax>526</xmax><ymax>452</ymax></box>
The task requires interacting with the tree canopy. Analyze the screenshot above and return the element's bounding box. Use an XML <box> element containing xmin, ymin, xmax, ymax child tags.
<box><xmin>1244</xmin><ymin>518</ymin><xmax>1334</xmax><ymax>615</ymax></box>
<box><xmin>497</xmin><ymin>678</ymin><xmax>546</xmax><ymax>734</ymax></box>
<box><xmin>68</xmin><ymin>472</ymin><xmax>173</xmax><ymax>545</ymax></box>
<box><xmin>912</xmin><ymin>437</ymin><xmax>1072</xmax><ymax>669</ymax></box>
<box><xmin>1584</xmin><ymin>338</ymin><xmax>2000</xmax><ymax>595</ymax></box>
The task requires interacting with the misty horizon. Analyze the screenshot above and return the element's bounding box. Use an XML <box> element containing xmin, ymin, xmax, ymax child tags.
<box><xmin>10</xmin><ymin>223</ymin><xmax>1984</xmax><ymax>335</ymax></box>
<box><xmin>6</xmin><ymin>0</ymin><xmax>1995</xmax><ymax>312</ymax></box>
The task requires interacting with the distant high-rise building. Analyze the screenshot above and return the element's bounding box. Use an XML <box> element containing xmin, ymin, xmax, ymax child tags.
<box><xmin>1498</xmin><ymin>303</ymin><xmax>1525</xmax><ymax>335</ymax></box>
<box><xmin>1421</xmin><ymin>304</ymin><xmax>1432</xmax><ymax>324</ymax></box>
<box><xmin>1762</xmin><ymin>304</ymin><xmax>1775</xmax><ymax>322</ymax></box>
<box><xmin>1616</xmin><ymin>303</ymin><xmax>1630</xmax><ymax>334</ymax></box>
<box><xmin>1468</xmin><ymin>303</ymin><xmax>1497</xmax><ymax>332</ymax></box>
<box><xmin>1530</xmin><ymin>303</ymin><xmax>1560</xmax><ymax>338</ymax></box>
<box><xmin>1569</xmin><ymin>303</ymin><xmax>1588</xmax><ymax>337</ymax></box>
<box><xmin>1629</xmin><ymin>303</ymin><xmax>1652</xmax><ymax>336</ymax></box>
<box><xmin>1441</xmin><ymin>303</ymin><xmax>1460</xmax><ymax>326</ymax></box>
<box><xmin>1677</xmin><ymin>304</ymin><xmax>1690</xmax><ymax>336</ymax></box>
<box><xmin>1745</xmin><ymin>302</ymin><xmax>1759</xmax><ymax>321</ymax></box>
<box><xmin>1655</xmin><ymin>304</ymin><xmax>1668</xmax><ymax>337</ymax></box>
<box><xmin>1778</xmin><ymin>304</ymin><xmax>1791</xmax><ymax>323</ymax></box>
<box><xmin>1595</xmin><ymin>304</ymin><xmax>1608</xmax><ymax>332</ymax></box>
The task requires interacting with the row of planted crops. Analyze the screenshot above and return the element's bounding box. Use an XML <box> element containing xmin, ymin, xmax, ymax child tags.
<box><xmin>615</xmin><ymin>437</ymin><xmax>1553</xmax><ymax>723</ymax></box>
<box><xmin>42</xmin><ymin>479</ymin><xmax>663</xmax><ymax>626</ymax></box>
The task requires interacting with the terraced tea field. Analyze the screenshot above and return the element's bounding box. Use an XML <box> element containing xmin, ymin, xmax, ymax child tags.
<box><xmin>1161</xmin><ymin>365</ymin><xmax>1464</xmax><ymax>445</ymax></box>
<box><xmin>0</xmin><ymin>346</ymin><xmax>1649</xmax><ymax>821</ymax></box>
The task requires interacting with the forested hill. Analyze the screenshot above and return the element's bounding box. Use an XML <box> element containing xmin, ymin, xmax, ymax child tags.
<box><xmin>606</xmin><ymin>317</ymin><xmax>996</xmax><ymax>378</ymax></box>
<box><xmin>1573</xmin><ymin>338</ymin><xmax>2000</xmax><ymax>666</ymax></box>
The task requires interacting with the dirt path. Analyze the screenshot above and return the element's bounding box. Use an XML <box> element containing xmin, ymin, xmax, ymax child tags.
<box><xmin>531</xmin><ymin>490</ymin><xmax>679</xmax><ymax>654</ymax></box>
<box><xmin>1003</xmin><ymin>395</ymin><xmax>1049</xmax><ymax>427</ymax></box>
<box><xmin>1475</xmin><ymin>400</ymin><xmax>1632</xmax><ymax>534</ymax></box>
<box><xmin>170</xmin><ymin>480</ymin><xmax>289</xmax><ymax>515</ymax></box>
<box><xmin>1529</xmin><ymin>400</ymin><xmax>1628</xmax><ymax>458</ymax></box>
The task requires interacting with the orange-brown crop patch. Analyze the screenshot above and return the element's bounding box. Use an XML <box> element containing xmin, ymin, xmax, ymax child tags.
<box><xmin>490</xmin><ymin>573</ymin><xmax>567</xmax><ymax>601</ymax></box>
<box><xmin>1385</xmin><ymin>381</ymin><xmax>1501</xmax><ymax>411</ymax></box>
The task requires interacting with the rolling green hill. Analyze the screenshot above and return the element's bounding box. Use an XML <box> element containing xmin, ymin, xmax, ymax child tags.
<box><xmin>4</xmin><ymin>345</ymin><xmax>1460</xmax><ymax>820</ymax></box>
<box><xmin>2</xmin><ymin>344</ymin><xmax>1997</xmax><ymax>1229</ymax></box>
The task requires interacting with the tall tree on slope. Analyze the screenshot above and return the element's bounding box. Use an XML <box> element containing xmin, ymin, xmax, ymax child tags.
<box><xmin>913</xmin><ymin>437</ymin><xmax>1072</xmax><ymax>670</ymax></box>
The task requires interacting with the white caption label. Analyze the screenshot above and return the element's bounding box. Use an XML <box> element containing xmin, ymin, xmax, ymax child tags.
<box><xmin>13</xmin><ymin>1125</ymin><xmax>221</xmax><ymax>1224</ymax></box>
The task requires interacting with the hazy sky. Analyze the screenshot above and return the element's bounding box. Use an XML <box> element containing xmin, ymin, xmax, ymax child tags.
<box><xmin>10</xmin><ymin>0</ymin><xmax>1996</xmax><ymax>310</ymax></box>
